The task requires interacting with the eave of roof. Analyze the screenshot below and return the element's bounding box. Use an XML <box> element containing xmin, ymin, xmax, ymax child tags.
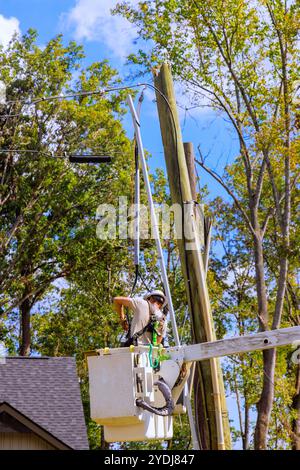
<box><xmin>0</xmin><ymin>402</ymin><xmax>71</xmax><ymax>450</ymax></box>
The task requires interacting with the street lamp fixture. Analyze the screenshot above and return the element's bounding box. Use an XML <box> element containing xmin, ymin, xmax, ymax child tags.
<box><xmin>69</xmin><ymin>155</ymin><xmax>112</xmax><ymax>163</ymax></box>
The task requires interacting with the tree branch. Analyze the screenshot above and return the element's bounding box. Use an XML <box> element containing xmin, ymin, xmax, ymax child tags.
<box><xmin>195</xmin><ymin>154</ymin><xmax>256</xmax><ymax>237</ymax></box>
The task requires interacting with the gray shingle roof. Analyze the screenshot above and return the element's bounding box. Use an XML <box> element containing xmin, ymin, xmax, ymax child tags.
<box><xmin>0</xmin><ymin>357</ymin><xmax>89</xmax><ymax>450</ymax></box>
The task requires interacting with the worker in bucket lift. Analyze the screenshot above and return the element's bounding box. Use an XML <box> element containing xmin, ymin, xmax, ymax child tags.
<box><xmin>113</xmin><ymin>290</ymin><xmax>176</xmax><ymax>417</ymax></box>
<box><xmin>113</xmin><ymin>290</ymin><xmax>168</xmax><ymax>347</ymax></box>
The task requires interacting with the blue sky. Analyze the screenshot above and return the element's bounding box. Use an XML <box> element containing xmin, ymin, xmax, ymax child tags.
<box><xmin>0</xmin><ymin>0</ymin><xmax>244</xmax><ymax>448</ymax></box>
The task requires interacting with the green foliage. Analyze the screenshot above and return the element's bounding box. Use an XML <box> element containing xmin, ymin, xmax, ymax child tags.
<box><xmin>0</xmin><ymin>30</ymin><xmax>135</xmax><ymax>448</ymax></box>
<box><xmin>1</xmin><ymin>0</ymin><xmax>299</xmax><ymax>449</ymax></box>
<box><xmin>114</xmin><ymin>0</ymin><xmax>300</xmax><ymax>449</ymax></box>
<box><xmin>0</xmin><ymin>29</ymin><xmax>133</xmax><ymax>328</ymax></box>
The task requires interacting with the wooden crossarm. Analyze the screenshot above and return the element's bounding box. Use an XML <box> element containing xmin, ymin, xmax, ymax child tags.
<box><xmin>168</xmin><ymin>326</ymin><xmax>300</xmax><ymax>363</ymax></box>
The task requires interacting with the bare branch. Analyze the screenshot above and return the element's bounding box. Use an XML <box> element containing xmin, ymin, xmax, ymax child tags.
<box><xmin>195</xmin><ymin>155</ymin><xmax>256</xmax><ymax>237</ymax></box>
<box><xmin>254</xmin><ymin>158</ymin><xmax>267</xmax><ymax>209</ymax></box>
<box><xmin>194</xmin><ymin>1</ymin><xmax>260</xmax><ymax>132</ymax></box>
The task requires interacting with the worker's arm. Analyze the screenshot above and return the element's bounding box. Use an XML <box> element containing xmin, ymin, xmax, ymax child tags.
<box><xmin>156</xmin><ymin>335</ymin><xmax>164</xmax><ymax>345</ymax></box>
<box><xmin>157</xmin><ymin>317</ymin><xmax>167</xmax><ymax>345</ymax></box>
<box><xmin>113</xmin><ymin>297</ymin><xmax>134</xmax><ymax>309</ymax></box>
<box><xmin>113</xmin><ymin>297</ymin><xmax>134</xmax><ymax>331</ymax></box>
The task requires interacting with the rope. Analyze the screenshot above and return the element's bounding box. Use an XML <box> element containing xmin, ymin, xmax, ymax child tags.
<box><xmin>148</xmin><ymin>343</ymin><xmax>160</xmax><ymax>369</ymax></box>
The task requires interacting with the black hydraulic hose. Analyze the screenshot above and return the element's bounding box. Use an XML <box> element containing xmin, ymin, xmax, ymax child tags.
<box><xmin>136</xmin><ymin>378</ymin><xmax>174</xmax><ymax>416</ymax></box>
<box><xmin>130</xmin><ymin>265</ymin><xmax>139</xmax><ymax>297</ymax></box>
<box><xmin>130</xmin><ymin>89</ymin><xmax>145</xmax><ymax>298</ymax></box>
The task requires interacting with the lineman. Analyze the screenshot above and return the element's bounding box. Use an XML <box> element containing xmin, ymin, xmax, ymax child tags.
<box><xmin>113</xmin><ymin>290</ymin><xmax>167</xmax><ymax>346</ymax></box>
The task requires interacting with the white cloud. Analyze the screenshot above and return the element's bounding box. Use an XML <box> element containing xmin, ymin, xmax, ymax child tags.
<box><xmin>0</xmin><ymin>14</ymin><xmax>20</xmax><ymax>47</ymax></box>
<box><xmin>61</xmin><ymin>0</ymin><xmax>139</xmax><ymax>60</ymax></box>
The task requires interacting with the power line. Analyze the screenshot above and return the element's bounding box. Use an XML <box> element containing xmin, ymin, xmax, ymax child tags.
<box><xmin>0</xmin><ymin>82</ymin><xmax>177</xmax><ymax>164</ymax></box>
<box><xmin>0</xmin><ymin>149</ymin><xmax>115</xmax><ymax>160</ymax></box>
<box><xmin>0</xmin><ymin>83</ymin><xmax>149</xmax><ymax>114</ymax></box>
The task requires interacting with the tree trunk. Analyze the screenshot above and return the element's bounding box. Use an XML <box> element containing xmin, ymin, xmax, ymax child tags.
<box><xmin>234</xmin><ymin>374</ymin><xmax>244</xmax><ymax>449</ymax></box>
<box><xmin>291</xmin><ymin>363</ymin><xmax>300</xmax><ymax>450</ymax></box>
<box><xmin>101</xmin><ymin>426</ymin><xmax>110</xmax><ymax>450</ymax></box>
<box><xmin>244</xmin><ymin>400</ymin><xmax>250</xmax><ymax>450</ymax></box>
<box><xmin>253</xmin><ymin>228</ymin><xmax>290</xmax><ymax>449</ymax></box>
<box><xmin>252</xmin><ymin>234</ymin><xmax>269</xmax><ymax>331</ymax></box>
<box><xmin>19</xmin><ymin>295</ymin><xmax>31</xmax><ymax>356</ymax></box>
<box><xmin>254</xmin><ymin>348</ymin><xmax>276</xmax><ymax>449</ymax></box>
<box><xmin>273</xmin><ymin>257</ymin><xmax>289</xmax><ymax>330</ymax></box>
<box><xmin>252</xmin><ymin>233</ymin><xmax>275</xmax><ymax>450</ymax></box>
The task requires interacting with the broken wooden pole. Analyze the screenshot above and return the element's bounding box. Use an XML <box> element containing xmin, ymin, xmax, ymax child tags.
<box><xmin>153</xmin><ymin>63</ymin><xmax>231</xmax><ymax>450</ymax></box>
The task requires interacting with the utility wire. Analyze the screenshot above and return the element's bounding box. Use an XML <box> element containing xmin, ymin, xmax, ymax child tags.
<box><xmin>0</xmin><ymin>83</ymin><xmax>150</xmax><ymax>118</ymax></box>
<box><xmin>0</xmin><ymin>81</ymin><xmax>197</xmax><ymax>315</ymax></box>
<box><xmin>1</xmin><ymin>78</ymin><xmax>202</xmax><ymax>447</ymax></box>
<box><xmin>0</xmin><ymin>150</ymin><xmax>116</xmax><ymax>160</ymax></box>
<box><xmin>3</xmin><ymin>84</ymin><xmax>145</xmax><ymax>107</ymax></box>
<box><xmin>0</xmin><ymin>79</ymin><xmax>196</xmax><ymax>324</ymax></box>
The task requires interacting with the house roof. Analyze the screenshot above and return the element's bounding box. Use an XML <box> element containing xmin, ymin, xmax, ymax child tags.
<box><xmin>0</xmin><ymin>357</ymin><xmax>89</xmax><ymax>450</ymax></box>
<box><xmin>0</xmin><ymin>402</ymin><xmax>71</xmax><ymax>449</ymax></box>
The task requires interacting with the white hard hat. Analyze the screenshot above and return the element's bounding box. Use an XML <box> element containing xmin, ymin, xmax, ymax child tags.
<box><xmin>144</xmin><ymin>290</ymin><xmax>167</xmax><ymax>307</ymax></box>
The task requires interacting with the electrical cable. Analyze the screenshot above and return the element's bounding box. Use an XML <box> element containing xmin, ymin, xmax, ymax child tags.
<box><xmin>129</xmin><ymin>87</ymin><xmax>165</xmax><ymax>299</ymax></box>
<box><xmin>130</xmin><ymin>88</ymin><xmax>144</xmax><ymax>297</ymax></box>
<box><xmin>2</xmin><ymin>84</ymin><xmax>146</xmax><ymax>107</ymax></box>
<box><xmin>144</xmin><ymin>81</ymin><xmax>203</xmax><ymax>450</ymax></box>
<box><xmin>1</xmin><ymin>78</ymin><xmax>197</xmax><ymax>345</ymax></box>
<box><xmin>0</xmin><ymin>78</ymin><xmax>202</xmax><ymax>447</ymax></box>
<box><xmin>0</xmin><ymin>148</ymin><xmax>117</xmax><ymax>159</ymax></box>
<box><xmin>145</xmin><ymin>82</ymin><xmax>198</xmax><ymax>343</ymax></box>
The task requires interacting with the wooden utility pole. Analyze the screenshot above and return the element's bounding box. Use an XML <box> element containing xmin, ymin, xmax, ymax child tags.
<box><xmin>183</xmin><ymin>142</ymin><xmax>212</xmax><ymax>275</ymax></box>
<box><xmin>153</xmin><ymin>63</ymin><xmax>231</xmax><ymax>449</ymax></box>
<box><xmin>183</xmin><ymin>143</ymin><xmax>197</xmax><ymax>201</ymax></box>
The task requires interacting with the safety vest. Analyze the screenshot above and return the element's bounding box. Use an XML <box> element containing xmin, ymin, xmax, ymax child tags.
<box><xmin>121</xmin><ymin>302</ymin><xmax>166</xmax><ymax>347</ymax></box>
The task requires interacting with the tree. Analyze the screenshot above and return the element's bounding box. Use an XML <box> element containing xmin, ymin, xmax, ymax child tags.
<box><xmin>114</xmin><ymin>0</ymin><xmax>300</xmax><ymax>449</ymax></box>
<box><xmin>31</xmin><ymin>251</ymin><xmax>131</xmax><ymax>449</ymax></box>
<box><xmin>29</xmin><ymin>167</ymin><xmax>192</xmax><ymax>450</ymax></box>
<box><xmin>208</xmin><ymin>194</ymin><xmax>300</xmax><ymax>449</ymax></box>
<box><xmin>0</xmin><ymin>30</ymin><xmax>133</xmax><ymax>355</ymax></box>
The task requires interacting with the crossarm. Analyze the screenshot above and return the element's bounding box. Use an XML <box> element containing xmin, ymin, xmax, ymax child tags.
<box><xmin>170</xmin><ymin>326</ymin><xmax>300</xmax><ymax>363</ymax></box>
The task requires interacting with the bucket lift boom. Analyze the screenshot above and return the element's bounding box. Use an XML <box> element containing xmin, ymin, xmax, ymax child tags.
<box><xmin>86</xmin><ymin>325</ymin><xmax>300</xmax><ymax>443</ymax></box>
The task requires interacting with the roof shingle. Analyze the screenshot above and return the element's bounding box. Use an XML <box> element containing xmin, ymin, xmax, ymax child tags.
<box><xmin>0</xmin><ymin>357</ymin><xmax>89</xmax><ymax>450</ymax></box>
